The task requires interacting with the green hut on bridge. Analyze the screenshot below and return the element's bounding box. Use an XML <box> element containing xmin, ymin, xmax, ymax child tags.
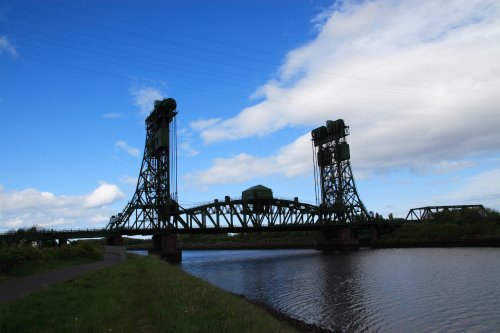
<box><xmin>242</xmin><ymin>185</ymin><xmax>273</xmax><ymax>200</ymax></box>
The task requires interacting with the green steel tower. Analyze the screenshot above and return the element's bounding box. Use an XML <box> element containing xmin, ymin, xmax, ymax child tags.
<box><xmin>107</xmin><ymin>98</ymin><xmax>179</xmax><ymax>230</ymax></box>
<box><xmin>311</xmin><ymin>119</ymin><xmax>370</xmax><ymax>223</ymax></box>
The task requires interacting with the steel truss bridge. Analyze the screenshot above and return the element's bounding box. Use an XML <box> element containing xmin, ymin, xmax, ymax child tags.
<box><xmin>0</xmin><ymin>98</ymin><xmax>484</xmax><ymax>247</ymax></box>
<box><xmin>105</xmin><ymin>101</ymin><xmax>375</xmax><ymax>234</ymax></box>
<box><xmin>406</xmin><ymin>205</ymin><xmax>487</xmax><ymax>221</ymax></box>
<box><xmin>0</xmin><ymin>197</ymin><xmax>399</xmax><ymax>243</ymax></box>
<box><xmin>0</xmin><ymin>195</ymin><xmax>394</xmax><ymax>243</ymax></box>
<box><xmin>116</xmin><ymin>198</ymin><xmax>319</xmax><ymax>231</ymax></box>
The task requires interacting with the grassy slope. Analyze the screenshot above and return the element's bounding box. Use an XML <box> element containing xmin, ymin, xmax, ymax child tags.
<box><xmin>0</xmin><ymin>255</ymin><xmax>299</xmax><ymax>333</ymax></box>
<box><xmin>0</xmin><ymin>257</ymin><xmax>95</xmax><ymax>283</ymax></box>
<box><xmin>0</xmin><ymin>243</ymin><xmax>102</xmax><ymax>283</ymax></box>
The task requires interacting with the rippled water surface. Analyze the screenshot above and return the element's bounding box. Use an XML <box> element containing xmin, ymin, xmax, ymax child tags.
<box><xmin>180</xmin><ymin>248</ymin><xmax>500</xmax><ymax>332</ymax></box>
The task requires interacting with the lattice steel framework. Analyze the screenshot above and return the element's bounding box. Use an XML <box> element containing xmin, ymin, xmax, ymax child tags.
<box><xmin>177</xmin><ymin>198</ymin><xmax>319</xmax><ymax>229</ymax></box>
<box><xmin>406</xmin><ymin>205</ymin><xmax>487</xmax><ymax>221</ymax></box>
<box><xmin>107</xmin><ymin>98</ymin><xmax>180</xmax><ymax>230</ymax></box>
<box><xmin>312</xmin><ymin>119</ymin><xmax>370</xmax><ymax>223</ymax></box>
<box><xmin>106</xmin><ymin>104</ymin><xmax>371</xmax><ymax>231</ymax></box>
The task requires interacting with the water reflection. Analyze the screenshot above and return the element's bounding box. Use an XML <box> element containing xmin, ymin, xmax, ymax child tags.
<box><xmin>181</xmin><ymin>248</ymin><xmax>500</xmax><ymax>332</ymax></box>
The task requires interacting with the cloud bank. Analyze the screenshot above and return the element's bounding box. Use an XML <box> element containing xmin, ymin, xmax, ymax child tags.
<box><xmin>185</xmin><ymin>134</ymin><xmax>312</xmax><ymax>186</ymax></box>
<box><xmin>437</xmin><ymin>169</ymin><xmax>500</xmax><ymax>209</ymax></box>
<box><xmin>190</xmin><ymin>0</ymin><xmax>500</xmax><ymax>184</ymax></box>
<box><xmin>0</xmin><ymin>182</ymin><xmax>125</xmax><ymax>231</ymax></box>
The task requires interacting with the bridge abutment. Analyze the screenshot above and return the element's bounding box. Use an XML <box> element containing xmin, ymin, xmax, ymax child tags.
<box><xmin>370</xmin><ymin>226</ymin><xmax>380</xmax><ymax>242</ymax></box>
<box><xmin>316</xmin><ymin>227</ymin><xmax>360</xmax><ymax>251</ymax></box>
<box><xmin>151</xmin><ymin>234</ymin><xmax>182</xmax><ymax>263</ymax></box>
<box><xmin>107</xmin><ymin>235</ymin><xmax>124</xmax><ymax>246</ymax></box>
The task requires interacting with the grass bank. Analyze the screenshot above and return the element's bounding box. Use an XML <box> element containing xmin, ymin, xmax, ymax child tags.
<box><xmin>0</xmin><ymin>255</ymin><xmax>300</xmax><ymax>333</ymax></box>
<box><xmin>0</xmin><ymin>243</ymin><xmax>102</xmax><ymax>282</ymax></box>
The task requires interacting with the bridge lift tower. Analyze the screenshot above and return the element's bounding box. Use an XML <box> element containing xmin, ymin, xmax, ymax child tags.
<box><xmin>311</xmin><ymin>119</ymin><xmax>370</xmax><ymax>224</ymax></box>
<box><xmin>108</xmin><ymin>98</ymin><xmax>179</xmax><ymax>231</ymax></box>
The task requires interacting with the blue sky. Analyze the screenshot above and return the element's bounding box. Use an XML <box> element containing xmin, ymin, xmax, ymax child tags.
<box><xmin>1</xmin><ymin>0</ymin><xmax>499</xmax><ymax>231</ymax></box>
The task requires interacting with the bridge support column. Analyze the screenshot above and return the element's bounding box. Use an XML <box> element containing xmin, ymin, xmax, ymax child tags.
<box><xmin>370</xmin><ymin>226</ymin><xmax>380</xmax><ymax>243</ymax></box>
<box><xmin>58</xmin><ymin>238</ymin><xmax>67</xmax><ymax>247</ymax></box>
<box><xmin>151</xmin><ymin>234</ymin><xmax>182</xmax><ymax>263</ymax></box>
<box><xmin>337</xmin><ymin>227</ymin><xmax>359</xmax><ymax>250</ymax></box>
<box><xmin>107</xmin><ymin>235</ymin><xmax>124</xmax><ymax>246</ymax></box>
<box><xmin>316</xmin><ymin>227</ymin><xmax>359</xmax><ymax>252</ymax></box>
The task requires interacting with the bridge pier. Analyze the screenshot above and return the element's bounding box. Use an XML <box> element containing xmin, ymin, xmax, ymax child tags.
<box><xmin>151</xmin><ymin>234</ymin><xmax>182</xmax><ymax>263</ymax></box>
<box><xmin>316</xmin><ymin>227</ymin><xmax>360</xmax><ymax>251</ymax></box>
<box><xmin>370</xmin><ymin>226</ymin><xmax>380</xmax><ymax>242</ymax></box>
<box><xmin>58</xmin><ymin>238</ymin><xmax>67</xmax><ymax>247</ymax></box>
<box><xmin>107</xmin><ymin>235</ymin><xmax>124</xmax><ymax>246</ymax></box>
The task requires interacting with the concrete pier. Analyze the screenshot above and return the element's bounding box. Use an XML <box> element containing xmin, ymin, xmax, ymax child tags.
<box><xmin>316</xmin><ymin>227</ymin><xmax>360</xmax><ymax>251</ymax></box>
<box><xmin>106</xmin><ymin>235</ymin><xmax>124</xmax><ymax>246</ymax></box>
<box><xmin>151</xmin><ymin>234</ymin><xmax>182</xmax><ymax>263</ymax></box>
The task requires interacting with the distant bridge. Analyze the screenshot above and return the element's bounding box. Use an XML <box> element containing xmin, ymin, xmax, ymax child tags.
<box><xmin>406</xmin><ymin>205</ymin><xmax>487</xmax><ymax>221</ymax></box>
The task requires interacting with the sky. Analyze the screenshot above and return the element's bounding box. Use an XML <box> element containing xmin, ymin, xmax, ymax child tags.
<box><xmin>1</xmin><ymin>0</ymin><xmax>499</xmax><ymax>232</ymax></box>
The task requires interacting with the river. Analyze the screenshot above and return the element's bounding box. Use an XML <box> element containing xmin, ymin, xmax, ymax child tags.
<box><xmin>179</xmin><ymin>248</ymin><xmax>500</xmax><ymax>332</ymax></box>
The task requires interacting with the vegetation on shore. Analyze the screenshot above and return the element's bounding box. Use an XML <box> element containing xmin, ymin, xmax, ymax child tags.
<box><xmin>0</xmin><ymin>242</ymin><xmax>102</xmax><ymax>281</ymax></box>
<box><xmin>0</xmin><ymin>255</ymin><xmax>299</xmax><ymax>333</ymax></box>
<box><xmin>179</xmin><ymin>231</ymin><xmax>319</xmax><ymax>249</ymax></box>
<box><xmin>387</xmin><ymin>208</ymin><xmax>500</xmax><ymax>243</ymax></box>
<box><xmin>121</xmin><ymin>231</ymin><xmax>320</xmax><ymax>250</ymax></box>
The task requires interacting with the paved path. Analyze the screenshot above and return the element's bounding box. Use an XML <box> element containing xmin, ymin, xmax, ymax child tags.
<box><xmin>0</xmin><ymin>253</ymin><xmax>121</xmax><ymax>303</ymax></box>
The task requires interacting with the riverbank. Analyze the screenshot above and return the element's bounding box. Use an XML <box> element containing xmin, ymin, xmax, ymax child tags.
<box><xmin>232</xmin><ymin>293</ymin><xmax>334</xmax><ymax>333</ymax></box>
<box><xmin>368</xmin><ymin>237</ymin><xmax>500</xmax><ymax>248</ymax></box>
<box><xmin>0</xmin><ymin>254</ymin><xmax>301</xmax><ymax>333</ymax></box>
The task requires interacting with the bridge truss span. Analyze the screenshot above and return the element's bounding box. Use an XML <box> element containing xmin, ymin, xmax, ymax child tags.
<box><xmin>176</xmin><ymin>198</ymin><xmax>320</xmax><ymax>230</ymax></box>
<box><xmin>109</xmin><ymin>198</ymin><xmax>322</xmax><ymax>232</ymax></box>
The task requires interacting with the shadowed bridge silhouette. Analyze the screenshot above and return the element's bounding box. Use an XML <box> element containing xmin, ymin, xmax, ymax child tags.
<box><xmin>3</xmin><ymin>98</ymin><xmax>462</xmax><ymax>261</ymax></box>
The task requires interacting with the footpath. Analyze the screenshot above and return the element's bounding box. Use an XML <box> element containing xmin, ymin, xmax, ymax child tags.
<box><xmin>0</xmin><ymin>248</ymin><xmax>124</xmax><ymax>303</ymax></box>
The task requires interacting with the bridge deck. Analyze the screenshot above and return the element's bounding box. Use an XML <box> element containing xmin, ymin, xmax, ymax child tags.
<box><xmin>0</xmin><ymin>221</ymin><xmax>402</xmax><ymax>242</ymax></box>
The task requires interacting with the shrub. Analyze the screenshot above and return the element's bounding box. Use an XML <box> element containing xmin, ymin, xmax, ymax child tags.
<box><xmin>0</xmin><ymin>243</ymin><xmax>102</xmax><ymax>274</ymax></box>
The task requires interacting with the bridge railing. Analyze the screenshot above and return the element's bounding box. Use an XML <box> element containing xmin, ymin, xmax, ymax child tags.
<box><xmin>0</xmin><ymin>228</ymin><xmax>119</xmax><ymax>242</ymax></box>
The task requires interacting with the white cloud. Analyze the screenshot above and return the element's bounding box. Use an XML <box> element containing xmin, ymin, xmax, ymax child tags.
<box><xmin>184</xmin><ymin>134</ymin><xmax>312</xmax><ymax>186</ymax></box>
<box><xmin>115</xmin><ymin>140</ymin><xmax>141</xmax><ymax>157</ymax></box>
<box><xmin>190</xmin><ymin>118</ymin><xmax>222</xmax><ymax>131</ymax></box>
<box><xmin>102</xmin><ymin>113</ymin><xmax>126</xmax><ymax>119</ymax></box>
<box><xmin>194</xmin><ymin>0</ymin><xmax>500</xmax><ymax>176</ymax></box>
<box><xmin>180</xmin><ymin>142</ymin><xmax>200</xmax><ymax>157</ymax></box>
<box><xmin>432</xmin><ymin>160</ymin><xmax>478</xmax><ymax>175</ymax></box>
<box><xmin>0</xmin><ymin>35</ymin><xmax>17</xmax><ymax>58</ymax></box>
<box><xmin>436</xmin><ymin>169</ymin><xmax>500</xmax><ymax>210</ymax></box>
<box><xmin>0</xmin><ymin>182</ymin><xmax>125</xmax><ymax>231</ymax></box>
<box><xmin>5</xmin><ymin>218</ymin><xmax>23</xmax><ymax>228</ymax></box>
<box><xmin>121</xmin><ymin>175</ymin><xmax>138</xmax><ymax>186</ymax></box>
<box><xmin>84</xmin><ymin>182</ymin><xmax>125</xmax><ymax>208</ymax></box>
<box><xmin>130</xmin><ymin>86</ymin><xmax>164</xmax><ymax>115</ymax></box>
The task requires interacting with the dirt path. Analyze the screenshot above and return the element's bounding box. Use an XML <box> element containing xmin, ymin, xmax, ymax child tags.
<box><xmin>0</xmin><ymin>254</ymin><xmax>121</xmax><ymax>303</ymax></box>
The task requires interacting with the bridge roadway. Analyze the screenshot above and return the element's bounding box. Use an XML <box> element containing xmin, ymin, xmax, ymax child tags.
<box><xmin>0</xmin><ymin>198</ymin><xmax>403</xmax><ymax>243</ymax></box>
<box><xmin>0</xmin><ymin>222</ymin><xmax>402</xmax><ymax>243</ymax></box>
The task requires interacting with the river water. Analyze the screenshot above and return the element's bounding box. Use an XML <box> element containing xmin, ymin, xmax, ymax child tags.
<box><xmin>180</xmin><ymin>248</ymin><xmax>500</xmax><ymax>332</ymax></box>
